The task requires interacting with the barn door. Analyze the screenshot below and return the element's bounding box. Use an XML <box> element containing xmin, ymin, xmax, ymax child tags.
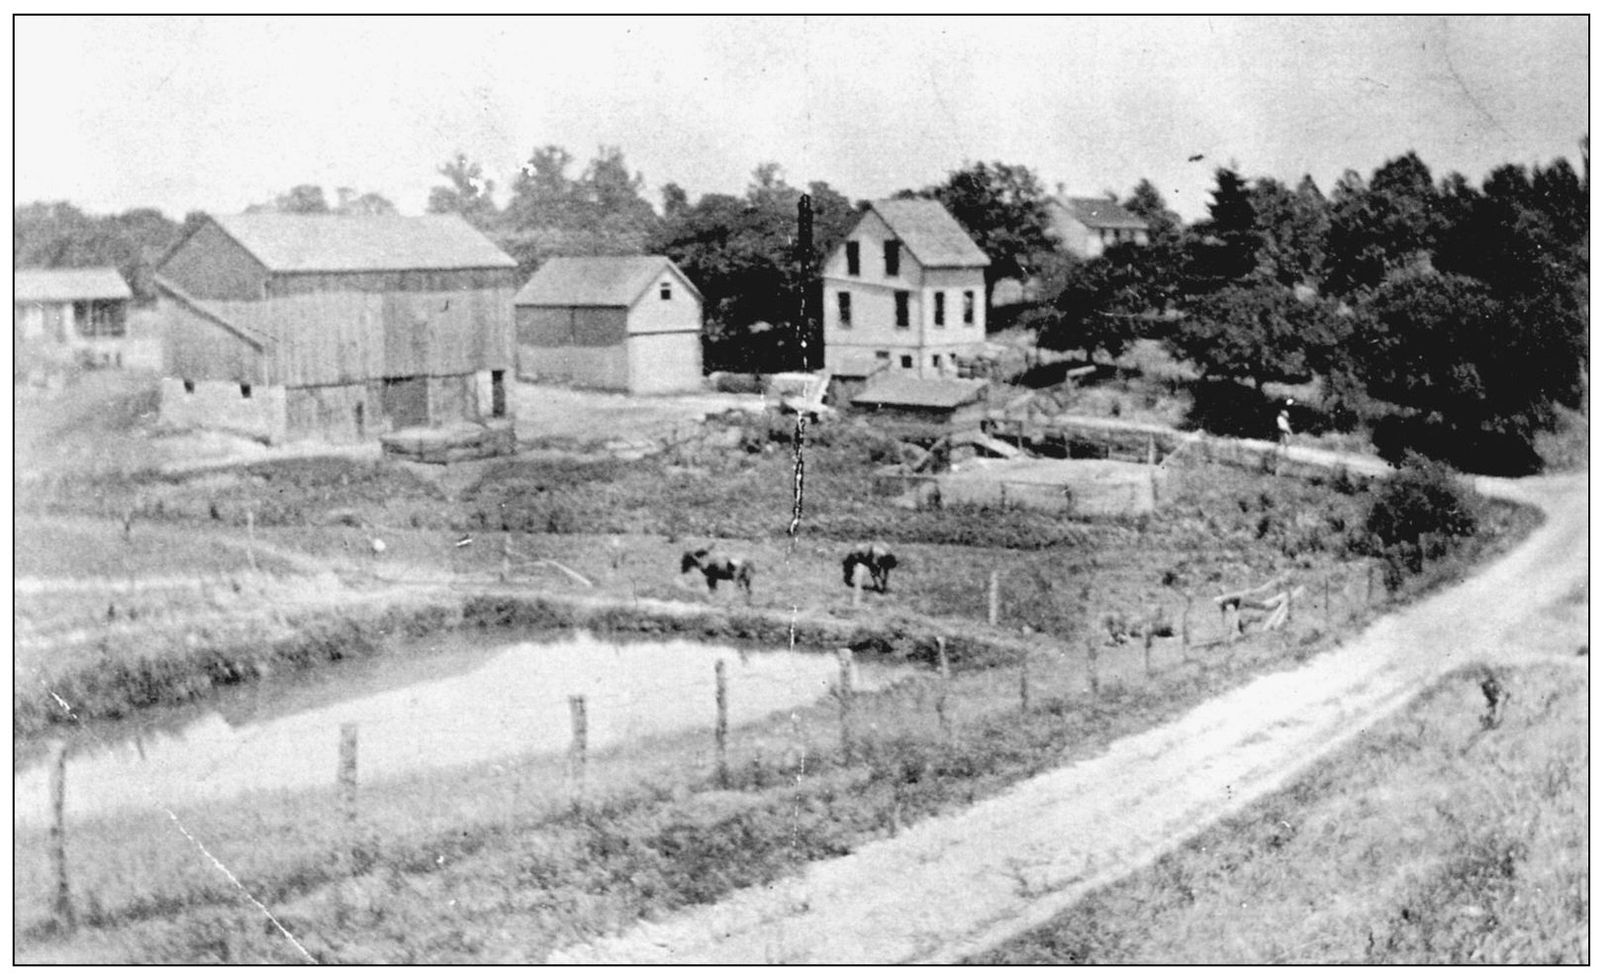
<box><xmin>381</xmin><ymin>376</ymin><xmax>430</xmax><ymax>429</ymax></box>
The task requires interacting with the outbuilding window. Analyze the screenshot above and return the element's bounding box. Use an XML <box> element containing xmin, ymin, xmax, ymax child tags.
<box><xmin>900</xmin><ymin>354</ymin><xmax>914</xmax><ymax>369</ymax></box>
<box><xmin>183</xmin><ymin>379</ymin><xmax>195</xmax><ymax>394</ymax></box>
<box><xmin>846</xmin><ymin>241</ymin><xmax>861</xmax><ymax>277</ymax></box>
<box><xmin>963</xmin><ymin>290</ymin><xmax>976</xmax><ymax>325</ymax></box>
<box><xmin>837</xmin><ymin>291</ymin><xmax>852</xmax><ymax>327</ymax></box>
<box><xmin>659</xmin><ymin>282</ymin><xmax>672</xmax><ymax>301</ymax></box>
<box><xmin>894</xmin><ymin>291</ymin><xmax>910</xmax><ymax>328</ymax></box>
<box><xmin>934</xmin><ymin>291</ymin><xmax>946</xmax><ymax>326</ymax></box>
<box><xmin>240</xmin><ymin>383</ymin><xmax>253</xmax><ymax>399</ymax></box>
<box><xmin>884</xmin><ymin>240</ymin><xmax>901</xmax><ymax>276</ymax></box>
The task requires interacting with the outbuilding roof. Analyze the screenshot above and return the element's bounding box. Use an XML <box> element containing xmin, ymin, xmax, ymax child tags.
<box><xmin>1055</xmin><ymin>197</ymin><xmax>1150</xmax><ymax>231</ymax></box>
<box><xmin>514</xmin><ymin>255</ymin><xmax>701</xmax><ymax>307</ymax></box>
<box><xmin>13</xmin><ymin>267</ymin><xmax>133</xmax><ymax>303</ymax></box>
<box><xmin>207</xmin><ymin>213</ymin><xmax>516</xmax><ymax>273</ymax></box>
<box><xmin>851</xmin><ymin>375</ymin><xmax>988</xmax><ymax>409</ymax></box>
<box><xmin>869</xmin><ymin>199</ymin><xmax>990</xmax><ymax>268</ymax></box>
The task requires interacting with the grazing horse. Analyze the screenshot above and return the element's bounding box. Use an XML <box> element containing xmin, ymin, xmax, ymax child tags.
<box><xmin>681</xmin><ymin>548</ymin><xmax>754</xmax><ymax>596</ymax></box>
<box><xmin>843</xmin><ymin>542</ymin><xmax>899</xmax><ymax>593</ymax></box>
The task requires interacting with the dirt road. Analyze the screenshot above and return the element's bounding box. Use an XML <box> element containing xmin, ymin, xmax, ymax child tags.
<box><xmin>551</xmin><ymin>471</ymin><xmax>1588</xmax><ymax>964</ymax></box>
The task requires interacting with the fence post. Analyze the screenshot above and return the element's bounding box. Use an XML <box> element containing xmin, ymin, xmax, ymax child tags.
<box><xmin>1063</xmin><ymin>484</ymin><xmax>1074</xmax><ymax>516</ymax></box>
<box><xmin>49</xmin><ymin>742</ymin><xmax>74</xmax><ymax>932</ymax></box>
<box><xmin>988</xmin><ymin>570</ymin><xmax>1000</xmax><ymax>627</ymax></box>
<box><xmin>837</xmin><ymin>648</ymin><xmax>854</xmax><ymax>764</ymax></box>
<box><xmin>568</xmin><ymin>695</ymin><xmax>588</xmax><ymax>808</ymax></box>
<box><xmin>1148</xmin><ymin>435</ymin><xmax>1157</xmax><ymax>466</ymax></box>
<box><xmin>1086</xmin><ymin>637</ymin><xmax>1100</xmax><ymax>697</ymax></box>
<box><xmin>1144</xmin><ymin>631</ymin><xmax>1154</xmax><ymax>677</ymax></box>
<box><xmin>936</xmin><ymin>637</ymin><xmax>952</xmax><ymax>743</ymax></box>
<box><xmin>714</xmin><ymin>660</ymin><xmax>730</xmax><ymax>788</ymax></box>
<box><xmin>999</xmin><ymin>482</ymin><xmax>1008</xmax><ymax>510</ymax></box>
<box><xmin>1180</xmin><ymin>596</ymin><xmax>1191</xmax><ymax>648</ymax></box>
<box><xmin>1019</xmin><ymin>648</ymin><xmax>1031</xmax><ymax>715</ymax></box>
<box><xmin>1366</xmin><ymin>563</ymin><xmax>1375</xmax><ymax>605</ymax></box>
<box><xmin>1323</xmin><ymin>576</ymin><xmax>1332</xmax><ymax>623</ymax></box>
<box><xmin>246</xmin><ymin>509</ymin><xmax>258</xmax><ymax>573</ymax></box>
<box><xmin>851</xmin><ymin>570</ymin><xmax>863</xmax><ymax>610</ymax></box>
<box><xmin>501</xmin><ymin>533</ymin><xmax>513</xmax><ymax>582</ymax></box>
<box><xmin>338</xmin><ymin>723</ymin><xmax>359</xmax><ymax>827</ymax></box>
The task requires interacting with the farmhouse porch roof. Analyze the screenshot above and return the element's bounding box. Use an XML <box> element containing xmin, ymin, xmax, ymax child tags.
<box><xmin>851</xmin><ymin>375</ymin><xmax>988</xmax><ymax>409</ymax></box>
<box><xmin>208</xmin><ymin>213</ymin><xmax>517</xmax><ymax>273</ymax></box>
<box><xmin>515</xmin><ymin>255</ymin><xmax>702</xmax><ymax>307</ymax></box>
<box><xmin>13</xmin><ymin>267</ymin><xmax>133</xmax><ymax>303</ymax></box>
<box><xmin>870</xmin><ymin>199</ymin><xmax>991</xmax><ymax>268</ymax></box>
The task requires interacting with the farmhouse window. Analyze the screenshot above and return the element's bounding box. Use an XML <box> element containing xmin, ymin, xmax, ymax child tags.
<box><xmin>491</xmin><ymin>369</ymin><xmax>507</xmax><ymax>418</ymax></box>
<box><xmin>845</xmin><ymin>241</ymin><xmax>861</xmax><ymax>277</ymax></box>
<box><xmin>934</xmin><ymin>291</ymin><xmax>946</xmax><ymax>326</ymax></box>
<box><xmin>884</xmin><ymin>240</ymin><xmax>901</xmax><ymax>276</ymax></box>
<box><xmin>837</xmin><ymin>291</ymin><xmax>852</xmax><ymax>327</ymax></box>
<box><xmin>894</xmin><ymin>291</ymin><xmax>910</xmax><ymax>328</ymax></box>
<box><xmin>875</xmin><ymin>350</ymin><xmax>890</xmax><ymax>361</ymax></box>
<box><xmin>659</xmin><ymin>282</ymin><xmax>672</xmax><ymax>301</ymax></box>
<box><xmin>932</xmin><ymin>355</ymin><xmax>942</xmax><ymax>368</ymax></box>
<box><xmin>963</xmin><ymin>290</ymin><xmax>976</xmax><ymax>325</ymax></box>
<box><xmin>240</xmin><ymin>383</ymin><xmax>253</xmax><ymax>399</ymax></box>
<box><xmin>183</xmin><ymin>379</ymin><xmax>195</xmax><ymax>394</ymax></box>
<box><xmin>900</xmin><ymin>354</ymin><xmax>914</xmax><ymax>369</ymax></box>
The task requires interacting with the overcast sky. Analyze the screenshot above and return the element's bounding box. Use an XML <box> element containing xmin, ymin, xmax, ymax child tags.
<box><xmin>14</xmin><ymin>15</ymin><xmax>1590</xmax><ymax>223</ymax></box>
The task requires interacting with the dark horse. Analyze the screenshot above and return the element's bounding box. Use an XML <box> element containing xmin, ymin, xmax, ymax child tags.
<box><xmin>843</xmin><ymin>542</ymin><xmax>899</xmax><ymax>593</ymax></box>
<box><xmin>681</xmin><ymin>547</ymin><xmax>754</xmax><ymax>596</ymax></box>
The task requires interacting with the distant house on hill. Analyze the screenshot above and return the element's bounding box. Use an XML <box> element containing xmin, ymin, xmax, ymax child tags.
<box><xmin>822</xmin><ymin>198</ymin><xmax>990</xmax><ymax>382</ymax></box>
<box><xmin>13</xmin><ymin>267</ymin><xmax>138</xmax><ymax>371</ymax></box>
<box><xmin>850</xmin><ymin>374</ymin><xmax>989</xmax><ymax>429</ymax></box>
<box><xmin>514</xmin><ymin>255</ymin><xmax>704</xmax><ymax>394</ymax></box>
<box><xmin>1048</xmin><ymin>196</ymin><xmax>1150</xmax><ymax>259</ymax></box>
<box><xmin>153</xmin><ymin>212</ymin><xmax>517</xmax><ymax>444</ymax></box>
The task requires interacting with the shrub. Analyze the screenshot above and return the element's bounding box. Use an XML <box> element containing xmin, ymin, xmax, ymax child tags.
<box><xmin>1362</xmin><ymin>454</ymin><xmax>1480</xmax><ymax>581</ymax></box>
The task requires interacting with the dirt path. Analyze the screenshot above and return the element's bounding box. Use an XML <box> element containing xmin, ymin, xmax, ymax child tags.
<box><xmin>551</xmin><ymin>471</ymin><xmax>1588</xmax><ymax>964</ymax></box>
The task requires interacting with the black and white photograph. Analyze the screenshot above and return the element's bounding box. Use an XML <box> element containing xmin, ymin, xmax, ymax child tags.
<box><xmin>12</xmin><ymin>13</ymin><xmax>1590</xmax><ymax>964</ymax></box>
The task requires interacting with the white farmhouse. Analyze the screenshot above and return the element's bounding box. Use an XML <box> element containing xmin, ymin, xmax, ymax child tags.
<box><xmin>821</xmin><ymin>199</ymin><xmax>990</xmax><ymax>381</ymax></box>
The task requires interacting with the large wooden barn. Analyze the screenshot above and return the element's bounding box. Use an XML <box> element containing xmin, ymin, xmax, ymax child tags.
<box><xmin>514</xmin><ymin>255</ymin><xmax>704</xmax><ymax>394</ymax></box>
<box><xmin>154</xmin><ymin>213</ymin><xmax>517</xmax><ymax>444</ymax></box>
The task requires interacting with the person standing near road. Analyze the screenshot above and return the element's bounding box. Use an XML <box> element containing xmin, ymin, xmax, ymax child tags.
<box><xmin>1276</xmin><ymin>399</ymin><xmax>1294</xmax><ymax>448</ymax></box>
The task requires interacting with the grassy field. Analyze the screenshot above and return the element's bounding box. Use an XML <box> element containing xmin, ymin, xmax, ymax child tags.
<box><xmin>971</xmin><ymin>663</ymin><xmax>1589</xmax><ymax>964</ymax></box>
<box><xmin>11</xmin><ymin>365</ymin><xmax>1554</xmax><ymax>963</ymax></box>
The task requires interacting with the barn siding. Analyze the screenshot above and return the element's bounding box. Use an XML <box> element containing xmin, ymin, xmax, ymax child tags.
<box><xmin>516</xmin><ymin>342</ymin><xmax>629</xmax><ymax>390</ymax></box>
<box><xmin>515</xmin><ymin>306</ymin><xmax>571</xmax><ymax>346</ymax></box>
<box><xmin>160</xmin><ymin>378</ymin><xmax>287</xmax><ymax>444</ymax></box>
<box><xmin>159</xmin><ymin>222</ymin><xmax>269</xmax><ymax>301</ymax></box>
<box><xmin>259</xmin><ymin>275</ymin><xmax>513</xmax><ymax>387</ymax></box>
<box><xmin>161</xmin><ymin>296</ymin><xmax>267</xmax><ymax>384</ymax></box>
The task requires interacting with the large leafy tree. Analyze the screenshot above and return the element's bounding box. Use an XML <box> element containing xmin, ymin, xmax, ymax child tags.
<box><xmin>499</xmin><ymin>144</ymin><xmax>663</xmax><ymax>278</ymax></box>
<box><xmin>1122</xmin><ymin>178</ymin><xmax>1182</xmax><ymax>240</ymax></box>
<box><xmin>1250</xmin><ymin>174</ymin><xmax>1330</xmax><ymax>288</ymax></box>
<box><xmin>913</xmin><ymin>161</ymin><xmax>1058</xmax><ymax>310</ymax></box>
<box><xmin>1167</xmin><ymin>283</ymin><xmax>1326</xmax><ymax>388</ymax></box>
<box><xmin>427</xmin><ymin>152</ymin><xmax>500</xmax><ymax>230</ymax></box>
<box><xmin>650</xmin><ymin>164</ymin><xmax>857</xmax><ymax>371</ymax></box>
<box><xmin>1324</xmin><ymin>151</ymin><xmax>1439</xmax><ymax>296</ymax></box>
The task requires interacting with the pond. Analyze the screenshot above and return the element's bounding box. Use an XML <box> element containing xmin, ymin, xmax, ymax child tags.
<box><xmin>13</xmin><ymin>629</ymin><xmax>909</xmax><ymax>827</ymax></box>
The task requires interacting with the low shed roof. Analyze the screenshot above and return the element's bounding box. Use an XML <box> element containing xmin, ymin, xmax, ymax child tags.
<box><xmin>209</xmin><ymin>213</ymin><xmax>516</xmax><ymax>273</ymax></box>
<box><xmin>852</xmin><ymin>375</ymin><xmax>988</xmax><ymax>409</ymax></box>
<box><xmin>515</xmin><ymin>255</ymin><xmax>701</xmax><ymax>307</ymax></box>
<box><xmin>1056</xmin><ymin>197</ymin><xmax>1150</xmax><ymax>231</ymax></box>
<box><xmin>14</xmin><ymin>267</ymin><xmax>133</xmax><ymax>302</ymax></box>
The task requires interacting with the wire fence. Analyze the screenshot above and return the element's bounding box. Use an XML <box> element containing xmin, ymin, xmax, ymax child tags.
<box><xmin>16</xmin><ymin>549</ymin><xmax>1406</xmax><ymax>939</ymax></box>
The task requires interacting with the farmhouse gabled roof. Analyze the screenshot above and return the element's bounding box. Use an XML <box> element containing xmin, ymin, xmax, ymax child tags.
<box><xmin>13</xmin><ymin>267</ymin><xmax>133</xmax><ymax>303</ymax></box>
<box><xmin>869</xmin><ymin>199</ymin><xmax>990</xmax><ymax>268</ymax></box>
<box><xmin>851</xmin><ymin>375</ymin><xmax>988</xmax><ymax>409</ymax></box>
<box><xmin>1056</xmin><ymin>197</ymin><xmax>1150</xmax><ymax>231</ymax></box>
<box><xmin>207</xmin><ymin>213</ymin><xmax>516</xmax><ymax>273</ymax></box>
<box><xmin>514</xmin><ymin>255</ymin><xmax>702</xmax><ymax>307</ymax></box>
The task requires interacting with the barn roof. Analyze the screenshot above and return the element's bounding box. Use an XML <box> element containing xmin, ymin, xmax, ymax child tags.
<box><xmin>851</xmin><ymin>375</ymin><xmax>988</xmax><ymax>409</ymax></box>
<box><xmin>1055</xmin><ymin>197</ymin><xmax>1150</xmax><ymax>231</ymax></box>
<box><xmin>869</xmin><ymin>199</ymin><xmax>990</xmax><ymax>268</ymax></box>
<box><xmin>514</xmin><ymin>255</ymin><xmax>701</xmax><ymax>307</ymax></box>
<box><xmin>13</xmin><ymin>267</ymin><xmax>132</xmax><ymax>302</ymax></box>
<box><xmin>208</xmin><ymin>213</ymin><xmax>516</xmax><ymax>273</ymax></box>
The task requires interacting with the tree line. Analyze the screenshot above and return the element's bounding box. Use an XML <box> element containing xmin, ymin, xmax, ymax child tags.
<box><xmin>15</xmin><ymin>138</ymin><xmax>1587</xmax><ymax>471</ymax></box>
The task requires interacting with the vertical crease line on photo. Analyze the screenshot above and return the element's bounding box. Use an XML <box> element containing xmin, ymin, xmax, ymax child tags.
<box><xmin>162</xmin><ymin>808</ymin><xmax>318</xmax><ymax>964</ymax></box>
